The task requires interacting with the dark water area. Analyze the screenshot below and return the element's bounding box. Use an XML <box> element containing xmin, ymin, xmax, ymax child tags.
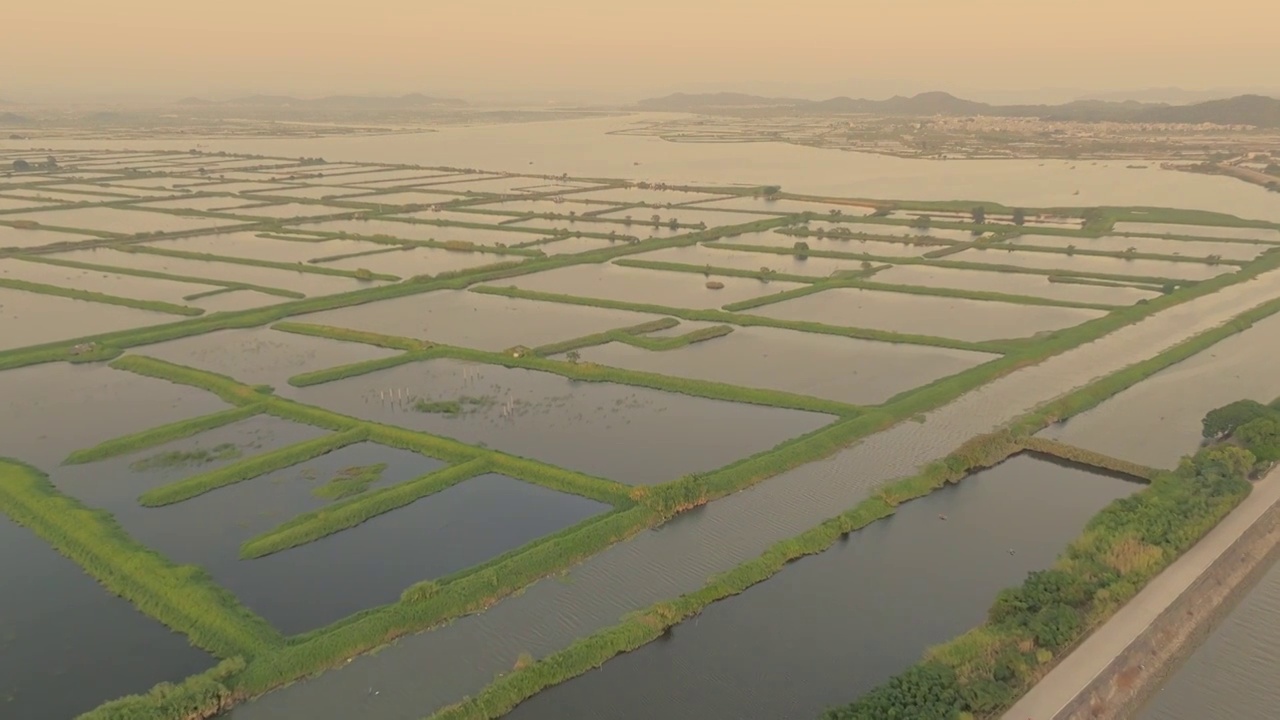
<box><xmin>506</xmin><ymin>455</ymin><xmax>1138</xmax><ymax>720</ymax></box>
<box><xmin>0</xmin><ymin>515</ymin><xmax>212</xmax><ymax>720</ymax></box>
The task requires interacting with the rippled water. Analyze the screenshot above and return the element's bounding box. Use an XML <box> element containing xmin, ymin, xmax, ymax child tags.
<box><xmin>1137</xmin><ymin>556</ymin><xmax>1280</xmax><ymax>720</ymax></box>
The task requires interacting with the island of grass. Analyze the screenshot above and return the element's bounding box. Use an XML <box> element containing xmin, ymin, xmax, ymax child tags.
<box><xmin>311</xmin><ymin>462</ymin><xmax>388</xmax><ymax>500</ymax></box>
<box><xmin>130</xmin><ymin>442</ymin><xmax>242</xmax><ymax>471</ymax></box>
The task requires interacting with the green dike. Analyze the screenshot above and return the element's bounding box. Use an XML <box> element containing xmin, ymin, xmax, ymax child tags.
<box><xmin>240</xmin><ymin>458</ymin><xmax>492</xmax><ymax>559</ymax></box>
<box><xmin>76</xmin><ymin>657</ymin><xmax>246</xmax><ymax>720</ymax></box>
<box><xmin>121</xmin><ymin>244</ymin><xmax>402</xmax><ymax>281</ymax></box>
<box><xmin>137</xmin><ymin>429</ymin><xmax>368</xmax><ymax>507</ymax></box>
<box><xmin>1019</xmin><ymin>437</ymin><xmax>1159</xmax><ymax>481</ymax></box>
<box><xmin>287</xmin><ymin>351</ymin><xmax>426</xmax><ymax>387</ymax></box>
<box><xmin>0</xmin><ymin>459</ymin><xmax>282</xmax><ymax>659</ymax></box>
<box><xmin>612</xmin><ymin>258</ymin><xmax>822</xmax><ymax>284</ymax></box>
<box><xmin>425</xmin><ymin>293</ymin><xmax>1280</xmax><ymax>720</ymax></box>
<box><xmin>839</xmin><ymin>278</ymin><xmax>1120</xmax><ymax>311</ymax></box>
<box><xmin>21</xmin><ymin>254</ymin><xmax>305</xmax><ymax>299</ymax></box>
<box><xmin>0</xmin><ymin>277</ymin><xmax>204</xmax><ymax>316</ymax></box>
<box><xmin>442</xmin><ymin>344</ymin><xmax>858</xmax><ymax>417</ymax></box>
<box><xmin>470</xmin><ymin>285</ymin><xmax>1007</xmax><ymax>354</ymax></box>
<box><xmin>63</xmin><ymin>404</ymin><xmax>266</xmax><ymax>465</ymax></box>
<box><xmin>271</xmin><ymin>321</ymin><xmax>427</xmax><ymax>350</ymax></box>
<box><xmin>531</xmin><ymin>317</ymin><xmax>716</xmax><ymax>355</ymax></box>
<box><xmin>110</xmin><ymin>355</ymin><xmax>262</xmax><ymax>405</ymax></box>
<box><xmin>989</xmin><ymin>241</ymin><xmax>1248</xmax><ymax>267</ymax></box>
<box><xmin>1047</xmin><ymin>275</ymin><xmax>1166</xmax><ymax>292</ymax></box>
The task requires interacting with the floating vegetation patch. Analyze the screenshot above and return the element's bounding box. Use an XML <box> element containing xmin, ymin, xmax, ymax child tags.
<box><xmin>412</xmin><ymin>395</ymin><xmax>496</xmax><ymax>416</ymax></box>
<box><xmin>129</xmin><ymin>442</ymin><xmax>242</xmax><ymax>471</ymax></box>
<box><xmin>311</xmin><ymin>462</ymin><xmax>388</xmax><ymax>501</ymax></box>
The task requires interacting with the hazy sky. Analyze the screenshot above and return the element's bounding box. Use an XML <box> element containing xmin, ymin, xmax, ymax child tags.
<box><xmin>6</xmin><ymin>0</ymin><xmax>1278</xmax><ymax>102</ymax></box>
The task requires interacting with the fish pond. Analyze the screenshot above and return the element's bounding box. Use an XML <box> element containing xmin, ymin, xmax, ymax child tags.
<box><xmin>564</xmin><ymin>324</ymin><xmax>995</xmax><ymax>405</ymax></box>
<box><xmin>289</xmin><ymin>358</ymin><xmax>833</xmax><ymax>485</ymax></box>
<box><xmin>751</xmin><ymin>286</ymin><xmax>1105</xmax><ymax>342</ymax></box>
<box><xmin>500</xmin><ymin>263</ymin><xmax>806</xmax><ymax>310</ymax></box>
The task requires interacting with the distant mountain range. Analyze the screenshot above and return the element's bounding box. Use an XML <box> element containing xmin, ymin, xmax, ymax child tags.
<box><xmin>635</xmin><ymin>91</ymin><xmax>1280</xmax><ymax>127</ymax></box>
<box><xmin>174</xmin><ymin>93</ymin><xmax>467</xmax><ymax>108</ymax></box>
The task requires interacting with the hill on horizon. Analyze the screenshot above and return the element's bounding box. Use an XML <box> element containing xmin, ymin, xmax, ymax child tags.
<box><xmin>635</xmin><ymin>91</ymin><xmax>1280</xmax><ymax>127</ymax></box>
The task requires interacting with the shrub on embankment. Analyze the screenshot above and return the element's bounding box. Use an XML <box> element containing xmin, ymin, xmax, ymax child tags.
<box><xmin>76</xmin><ymin>657</ymin><xmax>246</xmax><ymax>720</ymax></box>
<box><xmin>822</xmin><ymin>443</ymin><xmax>1253</xmax><ymax>720</ymax></box>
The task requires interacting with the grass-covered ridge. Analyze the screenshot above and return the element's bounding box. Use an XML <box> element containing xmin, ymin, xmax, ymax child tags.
<box><xmin>0</xmin><ymin>458</ymin><xmax>282</xmax><ymax>659</ymax></box>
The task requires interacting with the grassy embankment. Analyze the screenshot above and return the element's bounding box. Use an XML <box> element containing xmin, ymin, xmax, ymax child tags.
<box><xmin>470</xmin><ymin>285</ymin><xmax>1009</xmax><ymax>355</ymax></box>
<box><xmin>0</xmin><ymin>277</ymin><xmax>204</xmax><ymax>316</ymax></box>
<box><xmin>118</xmin><ymin>245</ymin><xmax>401</xmax><ymax>281</ymax></box>
<box><xmin>20</xmin><ymin>255</ymin><xmax>306</xmax><ymax>299</ymax></box>
<box><xmin>707</xmin><ymin>241</ymin><xmax>1208</xmax><ymax>288</ymax></box>
<box><xmin>423</xmin><ymin>292</ymin><xmax>1280</xmax><ymax>720</ymax></box>
<box><xmin>137</xmin><ymin>429</ymin><xmax>369</xmax><ymax>507</ymax></box>
<box><xmin>63</xmin><ymin>404</ymin><xmax>266</xmax><ymax>465</ymax></box>
<box><xmin>613</xmin><ymin>256</ymin><xmax>1119</xmax><ymax>312</ymax></box>
<box><xmin>0</xmin><ymin>459</ymin><xmax>282</xmax><ymax>660</ymax></box>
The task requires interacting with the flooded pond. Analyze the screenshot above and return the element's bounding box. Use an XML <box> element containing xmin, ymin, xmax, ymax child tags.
<box><xmin>52</xmin><ymin>247</ymin><xmax>378</xmax><ymax>296</ymax></box>
<box><xmin>1137</xmin><ymin>555</ymin><xmax>1280</xmax><ymax>720</ymax></box>
<box><xmin>0</xmin><ymin>257</ymin><xmax>223</xmax><ymax>303</ymax></box>
<box><xmin>298</xmin><ymin>290</ymin><xmax>664</xmax><ymax>351</ymax></box>
<box><xmin>462</xmin><ymin>198</ymin><xmax>621</xmax><ymax>215</ymax></box>
<box><xmin>505</xmin><ymin>455</ymin><xmax>1139</xmax><ymax>720</ymax></box>
<box><xmin>136</xmin><ymin>195</ymin><xmax>266</xmax><ymax>212</ymax></box>
<box><xmin>0</xmin><ymin>362</ymin><xmax>231</xmax><ymax>469</ymax></box>
<box><xmin>566</xmin><ymin>324</ymin><xmax>996</xmax><ymax>405</ymax></box>
<box><xmin>222</xmin><ymin>202</ymin><xmax>354</xmax><ymax>219</ymax></box>
<box><xmin>1039</xmin><ymin>312</ymin><xmax>1280</xmax><ymax>469</ymax></box>
<box><xmin>751</xmin><ymin>286</ymin><xmax>1105</xmax><ymax>342</ymax></box>
<box><xmin>145</xmin><ymin>233</ymin><xmax>383</xmax><ymax>265</ymax></box>
<box><xmin>695</xmin><ymin>196</ymin><xmax>876</xmax><ymax>215</ymax></box>
<box><xmin>0</xmin><ymin>224</ymin><xmax>95</xmax><ymax>250</ymax></box>
<box><xmin>290</xmin><ymin>358</ymin><xmax>833</xmax><ymax>485</ymax></box>
<box><xmin>533</xmin><ymin>236</ymin><xmax>624</xmax><ymax>255</ymax></box>
<box><xmin>624</xmin><ymin>244</ymin><xmax>879</xmax><ymax>277</ymax></box>
<box><xmin>321</xmin><ymin>244</ymin><xmax>516</xmax><ymax>276</ymax></box>
<box><xmin>872</xmin><ymin>264</ymin><xmax>1159</xmax><ymax>305</ymax></box>
<box><xmin>5</xmin><ymin>206</ymin><xmax>243</xmax><ymax>235</ymax></box>
<box><xmin>0</xmin><ymin>514</ymin><xmax>213</xmax><ymax>720</ymax></box>
<box><xmin>256</xmin><ymin>185</ymin><xmax>373</xmax><ymax>201</ymax></box>
<box><xmin>596</xmin><ymin>206</ymin><xmax>770</xmax><ymax>229</ymax></box>
<box><xmin>1112</xmin><ymin>222</ymin><xmax>1280</xmax><ymax>243</ymax></box>
<box><xmin>136</xmin><ymin>327</ymin><xmax>401</xmax><ymax>391</ymax></box>
<box><xmin>345</xmin><ymin>190</ymin><xmax>461</xmax><ymax>207</ymax></box>
<box><xmin>950</xmin><ymin>247</ymin><xmax>1231</xmax><ymax>281</ymax></box>
<box><xmin>0</xmin><ymin>286</ymin><xmax>178</xmax><ymax>351</ymax></box>
<box><xmin>298</xmin><ymin>217</ymin><xmax>539</xmax><ymax>246</ymax></box>
<box><xmin>572</xmin><ymin>188</ymin><xmax>732</xmax><ymax>206</ymax></box>
<box><xmin>713</xmin><ymin>229</ymin><xmax>934</xmax><ymax>258</ymax></box>
<box><xmin>500</xmin><ymin>263</ymin><xmax>806</xmax><ymax>310</ymax></box>
<box><xmin>1011</xmin><ymin>233</ymin><xmax>1269</xmax><ymax>262</ymax></box>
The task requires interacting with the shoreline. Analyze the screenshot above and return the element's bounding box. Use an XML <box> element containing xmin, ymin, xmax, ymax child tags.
<box><xmin>1001</xmin><ymin>465</ymin><xmax>1280</xmax><ymax>720</ymax></box>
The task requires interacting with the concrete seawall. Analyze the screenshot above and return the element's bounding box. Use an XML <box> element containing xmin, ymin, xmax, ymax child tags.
<box><xmin>1002</xmin><ymin>467</ymin><xmax>1280</xmax><ymax>720</ymax></box>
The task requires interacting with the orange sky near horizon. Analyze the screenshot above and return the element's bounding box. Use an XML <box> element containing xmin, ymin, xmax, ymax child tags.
<box><xmin>6</xmin><ymin>0</ymin><xmax>1278</xmax><ymax>101</ymax></box>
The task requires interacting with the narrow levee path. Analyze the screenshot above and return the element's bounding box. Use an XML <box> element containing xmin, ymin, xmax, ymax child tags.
<box><xmin>231</xmin><ymin>269</ymin><xmax>1280</xmax><ymax>720</ymax></box>
<box><xmin>1001</xmin><ymin>464</ymin><xmax>1280</xmax><ymax>720</ymax></box>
